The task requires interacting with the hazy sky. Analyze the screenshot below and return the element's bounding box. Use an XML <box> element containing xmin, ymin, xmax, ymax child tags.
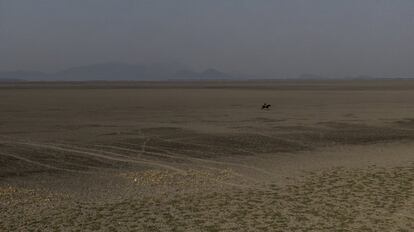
<box><xmin>1</xmin><ymin>0</ymin><xmax>414</xmax><ymax>77</ymax></box>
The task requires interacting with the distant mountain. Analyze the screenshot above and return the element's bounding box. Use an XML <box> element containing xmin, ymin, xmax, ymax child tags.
<box><xmin>172</xmin><ymin>68</ymin><xmax>232</xmax><ymax>80</ymax></box>
<box><xmin>0</xmin><ymin>63</ymin><xmax>233</xmax><ymax>81</ymax></box>
<box><xmin>0</xmin><ymin>71</ymin><xmax>49</xmax><ymax>81</ymax></box>
<box><xmin>344</xmin><ymin>75</ymin><xmax>377</xmax><ymax>80</ymax></box>
<box><xmin>0</xmin><ymin>78</ymin><xmax>25</xmax><ymax>82</ymax></box>
<box><xmin>199</xmin><ymin>68</ymin><xmax>232</xmax><ymax>79</ymax></box>
<box><xmin>297</xmin><ymin>74</ymin><xmax>382</xmax><ymax>80</ymax></box>
<box><xmin>56</xmin><ymin>62</ymin><xmax>186</xmax><ymax>81</ymax></box>
<box><xmin>296</xmin><ymin>73</ymin><xmax>328</xmax><ymax>80</ymax></box>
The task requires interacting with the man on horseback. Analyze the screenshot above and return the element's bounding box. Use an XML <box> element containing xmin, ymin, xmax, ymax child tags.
<box><xmin>262</xmin><ymin>103</ymin><xmax>271</xmax><ymax>110</ymax></box>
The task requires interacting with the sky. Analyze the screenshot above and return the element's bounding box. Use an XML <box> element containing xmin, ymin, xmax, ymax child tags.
<box><xmin>1</xmin><ymin>0</ymin><xmax>414</xmax><ymax>78</ymax></box>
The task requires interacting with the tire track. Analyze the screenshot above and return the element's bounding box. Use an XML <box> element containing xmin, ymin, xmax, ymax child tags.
<box><xmin>96</xmin><ymin>144</ymin><xmax>254</xmax><ymax>179</ymax></box>
<box><xmin>160</xmin><ymin>138</ymin><xmax>257</xmax><ymax>155</ymax></box>
<box><xmin>0</xmin><ymin>151</ymin><xmax>87</xmax><ymax>174</ymax></box>
<box><xmin>6</xmin><ymin>141</ymin><xmax>186</xmax><ymax>174</ymax></box>
<box><xmin>103</xmin><ymin>144</ymin><xmax>274</xmax><ymax>177</ymax></box>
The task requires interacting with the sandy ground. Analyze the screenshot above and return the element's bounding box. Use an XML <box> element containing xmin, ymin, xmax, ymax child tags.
<box><xmin>1</xmin><ymin>80</ymin><xmax>414</xmax><ymax>231</ymax></box>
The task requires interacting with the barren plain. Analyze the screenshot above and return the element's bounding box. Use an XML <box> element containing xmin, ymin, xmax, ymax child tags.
<box><xmin>1</xmin><ymin>80</ymin><xmax>414</xmax><ymax>231</ymax></box>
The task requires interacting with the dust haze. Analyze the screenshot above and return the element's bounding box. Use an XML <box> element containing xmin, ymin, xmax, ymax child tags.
<box><xmin>1</xmin><ymin>1</ymin><xmax>414</xmax><ymax>231</ymax></box>
<box><xmin>1</xmin><ymin>0</ymin><xmax>414</xmax><ymax>78</ymax></box>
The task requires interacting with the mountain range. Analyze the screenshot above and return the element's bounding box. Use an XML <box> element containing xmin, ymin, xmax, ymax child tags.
<box><xmin>0</xmin><ymin>63</ymin><xmax>398</xmax><ymax>82</ymax></box>
<box><xmin>0</xmin><ymin>63</ymin><xmax>233</xmax><ymax>81</ymax></box>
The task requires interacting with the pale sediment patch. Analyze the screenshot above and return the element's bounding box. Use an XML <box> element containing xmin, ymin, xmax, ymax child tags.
<box><xmin>118</xmin><ymin>168</ymin><xmax>253</xmax><ymax>189</ymax></box>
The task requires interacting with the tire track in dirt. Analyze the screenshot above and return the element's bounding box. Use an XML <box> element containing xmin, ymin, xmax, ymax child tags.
<box><xmin>146</xmin><ymin>146</ymin><xmax>275</xmax><ymax>177</ymax></box>
<box><xmin>96</xmin><ymin>144</ymin><xmax>258</xmax><ymax>182</ymax></box>
<box><xmin>104</xmin><ymin>143</ymin><xmax>274</xmax><ymax>178</ymax></box>
<box><xmin>0</xmin><ymin>151</ymin><xmax>87</xmax><ymax>174</ymax></box>
<box><xmin>95</xmin><ymin>144</ymin><xmax>264</xmax><ymax>186</ymax></box>
<box><xmin>2</xmin><ymin>141</ymin><xmax>265</xmax><ymax>188</ymax></box>
<box><xmin>160</xmin><ymin>138</ymin><xmax>257</xmax><ymax>155</ymax></box>
<box><xmin>6</xmin><ymin>141</ymin><xmax>186</xmax><ymax>174</ymax></box>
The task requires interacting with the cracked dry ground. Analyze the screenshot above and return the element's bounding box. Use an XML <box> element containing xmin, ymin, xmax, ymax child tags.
<box><xmin>1</xmin><ymin>162</ymin><xmax>414</xmax><ymax>231</ymax></box>
<box><xmin>2</xmin><ymin>84</ymin><xmax>414</xmax><ymax>231</ymax></box>
<box><xmin>2</xmin><ymin>123</ymin><xmax>414</xmax><ymax>231</ymax></box>
<box><xmin>2</xmin><ymin>124</ymin><xmax>414</xmax><ymax>231</ymax></box>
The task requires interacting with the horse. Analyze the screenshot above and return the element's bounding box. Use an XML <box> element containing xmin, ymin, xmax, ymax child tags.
<box><xmin>261</xmin><ymin>103</ymin><xmax>271</xmax><ymax>110</ymax></box>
